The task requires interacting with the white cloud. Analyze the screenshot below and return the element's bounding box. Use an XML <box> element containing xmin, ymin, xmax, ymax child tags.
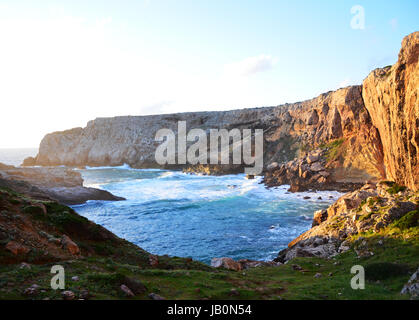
<box><xmin>224</xmin><ymin>54</ymin><xmax>277</xmax><ymax>77</ymax></box>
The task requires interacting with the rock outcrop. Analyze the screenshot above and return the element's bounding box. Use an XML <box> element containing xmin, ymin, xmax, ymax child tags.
<box><xmin>275</xmin><ymin>181</ymin><xmax>418</xmax><ymax>263</ymax></box>
<box><xmin>211</xmin><ymin>257</ymin><xmax>281</xmax><ymax>271</ymax></box>
<box><xmin>401</xmin><ymin>267</ymin><xmax>419</xmax><ymax>298</ymax></box>
<box><xmin>362</xmin><ymin>31</ymin><xmax>419</xmax><ymax>191</ymax></box>
<box><xmin>263</xmin><ymin>147</ymin><xmax>365</xmax><ymax>192</ymax></box>
<box><xmin>0</xmin><ymin>164</ymin><xmax>124</xmax><ymax>205</ymax></box>
<box><xmin>0</xmin><ymin>187</ymin><xmax>147</xmax><ymax>264</ymax></box>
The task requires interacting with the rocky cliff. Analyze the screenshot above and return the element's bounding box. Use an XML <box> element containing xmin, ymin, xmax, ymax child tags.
<box><xmin>28</xmin><ymin>86</ymin><xmax>384</xmax><ymax>185</ymax></box>
<box><xmin>28</xmin><ymin>32</ymin><xmax>418</xmax><ymax>191</ymax></box>
<box><xmin>362</xmin><ymin>32</ymin><xmax>419</xmax><ymax>192</ymax></box>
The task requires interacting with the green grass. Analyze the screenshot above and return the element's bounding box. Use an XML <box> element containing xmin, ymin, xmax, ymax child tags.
<box><xmin>1</xmin><ymin>231</ymin><xmax>417</xmax><ymax>300</ymax></box>
<box><xmin>386</xmin><ymin>185</ymin><xmax>408</xmax><ymax>195</ymax></box>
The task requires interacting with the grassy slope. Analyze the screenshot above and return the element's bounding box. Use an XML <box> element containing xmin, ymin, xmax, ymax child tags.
<box><xmin>0</xmin><ymin>187</ymin><xmax>418</xmax><ymax>300</ymax></box>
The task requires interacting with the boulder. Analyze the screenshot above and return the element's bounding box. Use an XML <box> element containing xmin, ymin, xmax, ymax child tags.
<box><xmin>307</xmin><ymin>154</ymin><xmax>320</xmax><ymax>164</ymax></box>
<box><xmin>310</xmin><ymin>162</ymin><xmax>324</xmax><ymax>172</ymax></box>
<box><xmin>400</xmin><ymin>267</ymin><xmax>419</xmax><ymax>298</ymax></box>
<box><xmin>317</xmin><ymin>176</ymin><xmax>327</xmax><ymax>184</ymax></box>
<box><xmin>61</xmin><ymin>235</ymin><xmax>80</xmax><ymax>256</ymax></box>
<box><xmin>121</xmin><ymin>276</ymin><xmax>147</xmax><ymax>294</ymax></box>
<box><xmin>61</xmin><ymin>290</ymin><xmax>76</xmax><ymax>300</ymax></box>
<box><xmin>387</xmin><ymin>202</ymin><xmax>416</xmax><ymax>221</ymax></box>
<box><xmin>267</xmin><ymin>162</ymin><xmax>279</xmax><ymax>171</ymax></box>
<box><xmin>312</xmin><ymin>210</ymin><xmax>328</xmax><ymax>227</ymax></box>
<box><xmin>149</xmin><ymin>293</ymin><xmax>165</xmax><ymax>300</ymax></box>
<box><xmin>338</xmin><ymin>240</ymin><xmax>351</xmax><ymax>253</ymax></box>
<box><xmin>21</xmin><ymin>157</ymin><xmax>36</xmax><ymax>167</ymax></box>
<box><xmin>23</xmin><ymin>284</ymin><xmax>40</xmax><ymax>296</ymax></box>
<box><xmin>120</xmin><ymin>284</ymin><xmax>135</xmax><ymax>297</ymax></box>
<box><xmin>319</xmin><ymin>171</ymin><xmax>330</xmax><ymax>177</ymax></box>
<box><xmin>211</xmin><ymin>257</ymin><xmax>242</xmax><ymax>271</ymax></box>
<box><xmin>277</xmin><ymin>237</ymin><xmax>340</xmax><ymax>263</ymax></box>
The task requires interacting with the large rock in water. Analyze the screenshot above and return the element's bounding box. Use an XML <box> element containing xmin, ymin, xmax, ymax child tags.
<box><xmin>0</xmin><ymin>164</ymin><xmax>125</xmax><ymax>205</ymax></box>
<box><xmin>362</xmin><ymin>32</ymin><xmax>419</xmax><ymax>191</ymax></box>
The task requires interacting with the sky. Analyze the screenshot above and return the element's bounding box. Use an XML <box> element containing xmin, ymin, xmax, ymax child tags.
<box><xmin>0</xmin><ymin>0</ymin><xmax>418</xmax><ymax>148</ymax></box>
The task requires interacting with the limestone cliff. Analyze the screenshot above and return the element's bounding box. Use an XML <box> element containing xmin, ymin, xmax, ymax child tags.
<box><xmin>362</xmin><ymin>31</ymin><xmax>419</xmax><ymax>191</ymax></box>
<box><xmin>29</xmin><ymin>86</ymin><xmax>384</xmax><ymax>185</ymax></box>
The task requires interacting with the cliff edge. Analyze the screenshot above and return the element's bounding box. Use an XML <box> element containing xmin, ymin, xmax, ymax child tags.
<box><xmin>362</xmin><ymin>31</ymin><xmax>419</xmax><ymax>191</ymax></box>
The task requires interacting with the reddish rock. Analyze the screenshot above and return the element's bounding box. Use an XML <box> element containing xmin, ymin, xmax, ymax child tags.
<box><xmin>211</xmin><ymin>257</ymin><xmax>242</xmax><ymax>271</ymax></box>
<box><xmin>61</xmin><ymin>235</ymin><xmax>80</xmax><ymax>256</ymax></box>
<box><xmin>362</xmin><ymin>31</ymin><xmax>419</xmax><ymax>191</ymax></box>
<box><xmin>317</xmin><ymin>176</ymin><xmax>327</xmax><ymax>184</ymax></box>
<box><xmin>5</xmin><ymin>241</ymin><xmax>30</xmax><ymax>256</ymax></box>
<box><xmin>149</xmin><ymin>254</ymin><xmax>159</xmax><ymax>267</ymax></box>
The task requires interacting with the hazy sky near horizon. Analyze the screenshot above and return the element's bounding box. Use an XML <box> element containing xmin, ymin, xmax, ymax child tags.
<box><xmin>0</xmin><ymin>0</ymin><xmax>418</xmax><ymax>148</ymax></box>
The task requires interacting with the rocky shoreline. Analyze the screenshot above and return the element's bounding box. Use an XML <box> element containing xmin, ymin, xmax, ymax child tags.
<box><xmin>262</xmin><ymin>146</ymin><xmax>365</xmax><ymax>193</ymax></box>
<box><xmin>0</xmin><ymin>163</ymin><xmax>124</xmax><ymax>205</ymax></box>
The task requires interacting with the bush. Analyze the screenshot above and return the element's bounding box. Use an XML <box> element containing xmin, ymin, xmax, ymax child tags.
<box><xmin>365</xmin><ymin>262</ymin><xmax>410</xmax><ymax>281</ymax></box>
<box><xmin>386</xmin><ymin>184</ymin><xmax>407</xmax><ymax>195</ymax></box>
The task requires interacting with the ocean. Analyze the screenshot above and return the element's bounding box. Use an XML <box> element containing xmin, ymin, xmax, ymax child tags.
<box><xmin>0</xmin><ymin>149</ymin><xmax>341</xmax><ymax>264</ymax></box>
<box><xmin>0</xmin><ymin>148</ymin><xmax>38</xmax><ymax>167</ymax></box>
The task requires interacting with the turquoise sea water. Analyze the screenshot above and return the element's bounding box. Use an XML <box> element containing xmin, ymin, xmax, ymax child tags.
<box><xmin>73</xmin><ymin>166</ymin><xmax>342</xmax><ymax>264</ymax></box>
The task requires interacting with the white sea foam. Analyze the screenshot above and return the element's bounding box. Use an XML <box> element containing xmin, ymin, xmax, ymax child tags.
<box><xmin>73</xmin><ymin>167</ymin><xmax>343</xmax><ymax>263</ymax></box>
